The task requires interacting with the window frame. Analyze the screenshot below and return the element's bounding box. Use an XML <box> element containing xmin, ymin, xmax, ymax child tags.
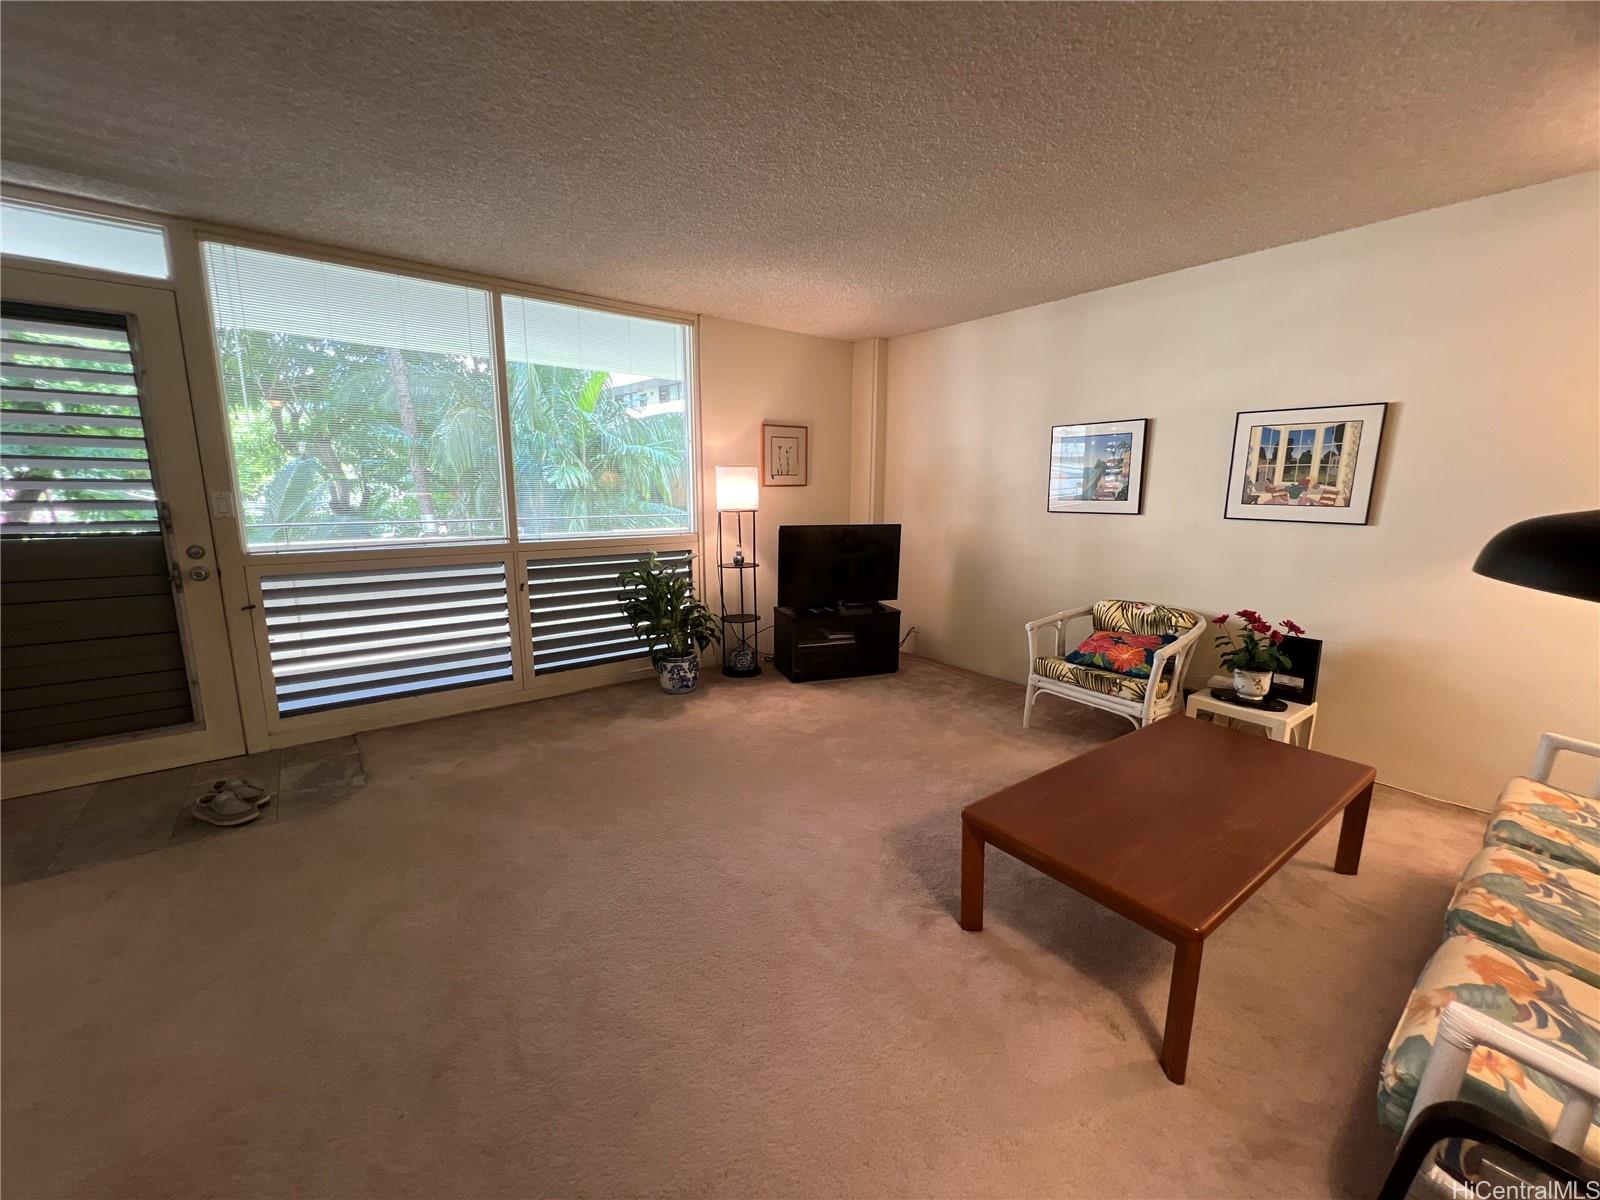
<box><xmin>498</xmin><ymin>288</ymin><xmax>697</xmax><ymax>547</ymax></box>
<box><xmin>189</xmin><ymin>232</ymin><xmax>703</xmax><ymax>733</ymax></box>
<box><xmin>3</xmin><ymin>186</ymin><xmax>706</xmax><ymax>749</ymax></box>
<box><xmin>195</xmin><ymin>232</ymin><xmax>699</xmax><ymax>563</ymax></box>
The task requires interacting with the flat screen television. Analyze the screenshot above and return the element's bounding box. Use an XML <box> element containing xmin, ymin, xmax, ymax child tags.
<box><xmin>777</xmin><ymin>524</ymin><xmax>901</xmax><ymax>609</ymax></box>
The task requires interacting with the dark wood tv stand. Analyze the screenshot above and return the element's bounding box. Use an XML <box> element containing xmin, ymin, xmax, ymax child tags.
<box><xmin>772</xmin><ymin>604</ymin><xmax>900</xmax><ymax>683</ymax></box>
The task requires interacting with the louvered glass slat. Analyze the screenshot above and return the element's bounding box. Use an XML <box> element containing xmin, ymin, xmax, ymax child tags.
<box><xmin>1</xmin><ymin>339</ymin><xmax>134</xmax><ymax>367</ymax></box>
<box><xmin>1</xmin><ymin>312</ymin><xmax>160</xmax><ymax>539</ymax></box>
<box><xmin>266</xmin><ymin>608</ymin><xmax>510</xmax><ymax>647</ymax></box>
<box><xmin>0</xmin><ymin>410</ymin><xmax>145</xmax><ymax>430</ymax></box>
<box><xmin>527</xmin><ymin>550</ymin><xmax>692</xmax><ymax>676</ymax></box>
<box><xmin>275</xmin><ymin>647</ymin><xmax>513</xmax><ymax>693</ymax></box>
<box><xmin>4</xmin><ymin>431</ymin><xmax>146</xmax><ymax>450</ymax></box>
<box><xmin>268</xmin><ymin>634</ymin><xmax>513</xmax><ymax>679</ymax></box>
<box><xmin>6</xmin><ymin>521</ymin><xmax>160</xmax><ymax>535</ymax></box>
<box><xmin>2</xmin><ymin>316</ymin><xmax>134</xmax><ymax>343</ymax></box>
<box><xmin>259</xmin><ymin>561</ymin><xmax>514</xmax><ymax>715</ymax></box>
<box><xmin>2</xmin><ymin>388</ymin><xmax>141</xmax><ymax>408</ymax></box>
<box><xmin>0</xmin><ymin>364</ymin><xmax>135</xmax><ymax>388</ymax></box>
<box><xmin>6</xmin><ymin>479</ymin><xmax>156</xmax><ymax>493</ymax></box>
<box><xmin>262</xmin><ymin>594</ymin><xmax>506</xmax><ymax>626</ymax></box>
<box><xmin>2</xmin><ymin>454</ymin><xmax>150</xmax><ymax>473</ymax></box>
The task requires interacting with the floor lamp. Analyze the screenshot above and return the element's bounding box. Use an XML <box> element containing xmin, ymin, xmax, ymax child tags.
<box><xmin>714</xmin><ymin>466</ymin><xmax>762</xmax><ymax>677</ymax></box>
<box><xmin>1472</xmin><ymin>510</ymin><xmax>1600</xmax><ymax>602</ymax></box>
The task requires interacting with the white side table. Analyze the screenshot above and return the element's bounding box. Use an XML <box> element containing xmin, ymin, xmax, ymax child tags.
<box><xmin>1185</xmin><ymin>689</ymin><xmax>1318</xmax><ymax>748</ymax></box>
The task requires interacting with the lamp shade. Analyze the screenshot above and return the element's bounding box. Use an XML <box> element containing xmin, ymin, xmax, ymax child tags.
<box><xmin>715</xmin><ymin>466</ymin><xmax>759</xmax><ymax>512</ymax></box>
<box><xmin>1472</xmin><ymin>509</ymin><xmax>1600</xmax><ymax>602</ymax></box>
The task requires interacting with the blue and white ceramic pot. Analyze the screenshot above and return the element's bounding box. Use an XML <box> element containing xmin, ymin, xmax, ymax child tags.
<box><xmin>658</xmin><ymin>654</ymin><xmax>700</xmax><ymax>694</ymax></box>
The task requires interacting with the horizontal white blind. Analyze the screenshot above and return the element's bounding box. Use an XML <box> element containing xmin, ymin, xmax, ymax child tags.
<box><xmin>260</xmin><ymin>561</ymin><xmax>513</xmax><ymax>715</ymax></box>
<box><xmin>0</xmin><ymin>310</ymin><xmax>158</xmax><ymax>537</ymax></box>
<box><xmin>206</xmin><ymin>243</ymin><xmax>494</xmax><ymax>358</ymax></box>
<box><xmin>1</xmin><ymin>201</ymin><xmax>170</xmax><ymax>279</ymax></box>
<box><xmin>528</xmin><ymin>550</ymin><xmax>692</xmax><ymax>676</ymax></box>
<box><xmin>203</xmin><ymin>243</ymin><xmax>506</xmax><ymax>550</ymax></box>
<box><xmin>501</xmin><ymin>294</ymin><xmax>686</xmax><ymax>380</ymax></box>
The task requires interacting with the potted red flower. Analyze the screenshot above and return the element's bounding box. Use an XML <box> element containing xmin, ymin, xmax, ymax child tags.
<box><xmin>1212</xmin><ymin>610</ymin><xmax>1305</xmax><ymax>702</ymax></box>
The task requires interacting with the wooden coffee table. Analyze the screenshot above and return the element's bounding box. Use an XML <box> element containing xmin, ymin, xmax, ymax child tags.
<box><xmin>960</xmin><ymin>714</ymin><xmax>1375</xmax><ymax>1084</ymax></box>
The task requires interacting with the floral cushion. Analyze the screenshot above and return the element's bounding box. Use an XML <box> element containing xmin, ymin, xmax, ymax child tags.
<box><xmin>1378</xmin><ymin>934</ymin><xmax>1600</xmax><ymax>1161</ymax></box>
<box><xmin>1446</xmin><ymin>845</ymin><xmax>1600</xmax><ymax>988</ymax></box>
<box><xmin>1062</xmin><ymin>631</ymin><xmax>1178</xmax><ymax>680</ymax></box>
<box><xmin>1032</xmin><ymin>656</ymin><xmax>1169</xmax><ymax>702</ymax></box>
<box><xmin>1091</xmin><ymin>600</ymin><xmax>1202</xmax><ymax>638</ymax></box>
<box><xmin>1485</xmin><ymin>777</ymin><xmax>1600</xmax><ymax>872</ymax></box>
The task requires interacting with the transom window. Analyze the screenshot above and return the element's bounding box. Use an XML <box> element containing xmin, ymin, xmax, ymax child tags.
<box><xmin>2</xmin><ymin>200</ymin><xmax>170</xmax><ymax>279</ymax></box>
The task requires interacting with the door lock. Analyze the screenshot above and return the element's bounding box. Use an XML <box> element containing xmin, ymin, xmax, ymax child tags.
<box><xmin>185</xmin><ymin>544</ymin><xmax>207</xmax><ymax>559</ymax></box>
<box><xmin>187</xmin><ymin>566</ymin><xmax>211</xmax><ymax>582</ymax></box>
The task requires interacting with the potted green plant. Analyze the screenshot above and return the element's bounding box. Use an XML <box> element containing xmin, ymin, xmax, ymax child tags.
<box><xmin>1212</xmin><ymin>609</ymin><xmax>1305</xmax><ymax>702</ymax></box>
<box><xmin>619</xmin><ymin>553</ymin><xmax>722</xmax><ymax>693</ymax></box>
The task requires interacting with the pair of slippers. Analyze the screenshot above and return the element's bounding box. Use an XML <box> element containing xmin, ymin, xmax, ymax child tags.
<box><xmin>191</xmin><ymin>778</ymin><xmax>272</xmax><ymax>827</ymax></box>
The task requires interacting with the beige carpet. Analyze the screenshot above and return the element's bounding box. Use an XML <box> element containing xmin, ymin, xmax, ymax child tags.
<box><xmin>2</xmin><ymin>657</ymin><xmax>1485</xmax><ymax>1199</ymax></box>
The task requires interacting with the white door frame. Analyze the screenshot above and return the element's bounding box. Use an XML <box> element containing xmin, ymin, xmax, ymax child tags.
<box><xmin>1</xmin><ymin>266</ymin><xmax>247</xmax><ymax>795</ymax></box>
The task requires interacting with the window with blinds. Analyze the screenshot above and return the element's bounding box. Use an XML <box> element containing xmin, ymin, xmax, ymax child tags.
<box><xmin>501</xmin><ymin>294</ymin><xmax>693</xmax><ymax>541</ymax></box>
<box><xmin>1</xmin><ymin>308</ymin><xmax>158</xmax><ymax>536</ymax></box>
<box><xmin>260</xmin><ymin>562</ymin><xmax>514</xmax><ymax>715</ymax></box>
<box><xmin>203</xmin><ymin>243</ymin><xmax>507</xmax><ymax>551</ymax></box>
<box><xmin>528</xmin><ymin>550</ymin><xmax>693</xmax><ymax>675</ymax></box>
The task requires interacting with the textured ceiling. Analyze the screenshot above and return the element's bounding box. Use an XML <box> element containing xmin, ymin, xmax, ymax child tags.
<box><xmin>2</xmin><ymin>2</ymin><xmax>1596</xmax><ymax>340</ymax></box>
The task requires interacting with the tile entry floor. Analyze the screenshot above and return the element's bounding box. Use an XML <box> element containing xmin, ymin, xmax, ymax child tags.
<box><xmin>2</xmin><ymin>737</ymin><xmax>367</xmax><ymax>885</ymax></box>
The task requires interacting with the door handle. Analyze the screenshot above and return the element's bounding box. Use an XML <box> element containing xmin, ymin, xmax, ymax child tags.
<box><xmin>187</xmin><ymin>566</ymin><xmax>211</xmax><ymax>582</ymax></box>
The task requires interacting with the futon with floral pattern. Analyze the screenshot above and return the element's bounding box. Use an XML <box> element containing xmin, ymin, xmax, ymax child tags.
<box><xmin>1377</xmin><ymin>734</ymin><xmax>1600</xmax><ymax>1169</ymax></box>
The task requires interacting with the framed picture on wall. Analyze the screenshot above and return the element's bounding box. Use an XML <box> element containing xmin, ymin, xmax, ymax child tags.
<box><xmin>1046</xmin><ymin>419</ymin><xmax>1148</xmax><ymax>515</ymax></box>
<box><xmin>1224</xmin><ymin>403</ymin><xmax>1388</xmax><ymax>525</ymax></box>
<box><xmin>762</xmin><ymin>422</ymin><xmax>808</xmax><ymax>487</ymax></box>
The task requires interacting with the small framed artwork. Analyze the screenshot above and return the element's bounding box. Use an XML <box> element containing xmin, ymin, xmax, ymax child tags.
<box><xmin>1046</xmin><ymin>419</ymin><xmax>1148</xmax><ymax>515</ymax></box>
<box><xmin>1269</xmin><ymin>636</ymin><xmax>1322</xmax><ymax>704</ymax></box>
<box><xmin>762</xmin><ymin>422</ymin><xmax>808</xmax><ymax>487</ymax></box>
<box><xmin>1225</xmin><ymin>403</ymin><xmax>1388</xmax><ymax>525</ymax></box>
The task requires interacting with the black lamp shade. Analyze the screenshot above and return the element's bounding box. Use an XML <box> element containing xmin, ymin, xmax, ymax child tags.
<box><xmin>1472</xmin><ymin>510</ymin><xmax>1600</xmax><ymax>602</ymax></box>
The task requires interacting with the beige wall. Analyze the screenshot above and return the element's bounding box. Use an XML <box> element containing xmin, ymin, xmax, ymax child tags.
<box><xmin>698</xmin><ymin>316</ymin><xmax>855</xmax><ymax>648</ymax></box>
<box><xmin>882</xmin><ymin>173</ymin><xmax>1600</xmax><ymax>809</ymax></box>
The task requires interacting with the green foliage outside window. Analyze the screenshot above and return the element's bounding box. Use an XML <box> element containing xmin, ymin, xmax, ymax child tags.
<box><xmin>215</xmin><ymin>329</ymin><xmax>691</xmax><ymax>547</ymax></box>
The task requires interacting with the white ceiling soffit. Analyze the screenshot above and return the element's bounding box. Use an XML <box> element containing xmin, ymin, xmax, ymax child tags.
<box><xmin>2</xmin><ymin>2</ymin><xmax>1595</xmax><ymax>341</ymax></box>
